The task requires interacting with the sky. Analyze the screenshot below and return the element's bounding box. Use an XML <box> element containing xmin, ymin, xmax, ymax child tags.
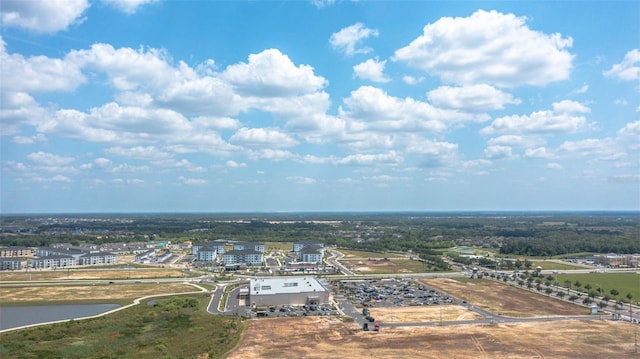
<box><xmin>1</xmin><ymin>0</ymin><xmax>639</xmax><ymax>213</ymax></box>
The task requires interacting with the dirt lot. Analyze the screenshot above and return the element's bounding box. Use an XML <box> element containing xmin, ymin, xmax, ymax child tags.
<box><xmin>0</xmin><ymin>268</ymin><xmax>187</xmax><ymax>281</ymax></box>
<box><xmin>228</xmin><ymin>317</ymin><xmax>639</xmax><ymax>359</ymax></box>
<box><xmin>343</xmin><ymin>259</ymin><xmax>423</xmax><ymax>274</ymax></box>
<box><xmin>0</xmin><ymin>283</ymin><xmax>199</xmax><ymax>302</ymax></box>
<box><xmin>368</xmin><ymin>305</ymin><xmax>483</xmax><ymax>322</ymax></box>
<box><xmin>422</xmin><ymin>278</ymin><xmax>588</xmax><ymax>317</ymax></box>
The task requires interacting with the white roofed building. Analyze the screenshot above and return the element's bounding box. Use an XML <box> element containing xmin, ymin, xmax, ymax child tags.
<box><xmin>249</xmin><ymin>276</ymin><xmax>329</xmax><ymax>307</ymax></box>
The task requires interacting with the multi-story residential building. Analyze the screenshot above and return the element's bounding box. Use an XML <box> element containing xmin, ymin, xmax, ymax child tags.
<box><xmin>293</xmin><ymin>242</ymin><xmax>324</xmax><ymax>253</ymax></box>
<box><xmin>78</xmin><ymin>252</ymin><xmax>118</xmax><ymax>265</ymax></box>
<box><xmin>192</xmin><ymin>241</ymin><xmax>226</xmax><ymax>256</ymax></box>
<box><xmin>0</xmin><ymin>258</ymin><xmax>24</xmax><ymax>270</ymax></box>
<box><xmin>30</xmin><ymin>255</ymin><xmax>77</xmax><ymax>269</ymax></box>
<box><xmin>196</xmin><ymin>246</ymin><xmax>218</xmax><ymax>261</ymax></box>
<box><xmin>233</xmin><ymin>242</ymin><xmax>265</xmax><ymax>253</ymax></box>
<box><xmin>222</xmin><ymin>249</ymin><xmax>263</xmax><ymax>266</ymax></box>
<box><xmin>293</xmin><ymin>242</ymin><xmax>325</xmax><ymax>263</ymax></box>
<box><xmin>299</xmin><ymin>244</ymin><xmax>324</xmax><ymax>264</ymax></box>
<box><xmin>0</xmin><ymin>246</ymin><xmax>35</xmax><ymax>258</ymax></box>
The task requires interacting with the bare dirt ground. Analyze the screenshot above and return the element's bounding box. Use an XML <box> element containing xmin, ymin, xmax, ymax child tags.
<box><xmin>0</xmin><ymin>268</ymin><xmax>186</xmax><ymax>281</ymax></box>
<box><xmin>368</xmin><ymin>305</ymin><xmax>484</xmax><ymax>322</ymax></box>
<box><xmin>0</xmin><ymin>283</ymin><xmax>197</xmax><ymax>302</ymax></box>
<box><xmin>228</xmin><ymin>316</ymin><xmax>639</xmax><ymax>359</ymax></box>
<box><xmin>422</xmin><ymin>278</ymin><xmax>588</xmax><ymax>317</ymax></box>
<box><xmin>343</xmin><ymin>259</ymin><xmax>421</xmax><ymax>274</ymax></box>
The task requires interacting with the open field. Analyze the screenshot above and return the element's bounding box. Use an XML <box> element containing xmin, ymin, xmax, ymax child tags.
<box><xmin>556</xmin><ymin>272</ymin><xmax>640</xmax><ymax>301</ymax></box>
<box><xmin>529</xmin><ymin>260</ymin><xmax>587</xmax><ymax>270</ymax></box>
<box><xmin>0</xmin><ymin>296</ymin><xmax>243</xmax><ymax>359</ymax></box>
<box><xmin>0</xmin><ymin>268</ymin><xmax>188</xmax><ymax>281</ymax></box>
<box><xmin>228</xmin><ymin>316</ymin><xmax>639</xmax><ymax>359</ymax></box>
<box><xmin>368</xmin><ymin>305</ymin><xmax>483</xmax><ymax>322</ymax></box>
<box><xmin>422</xmin><ymin>278</ymin><xmax>589</xmax><ymax>317</ymax></box>
<box><xmin>0</xmin><ymin>283</ymin><xmax>199</xmax><ymax>304</ymax></box>
<box><xmin>338</xmin><ymin>249</ymin><xmax>405</xmax><ymax>259</ymax></box>
<box><xmin>343</xmin><ymin>258</ymin><xmax>426</xmax><ymax>274</ymax></box>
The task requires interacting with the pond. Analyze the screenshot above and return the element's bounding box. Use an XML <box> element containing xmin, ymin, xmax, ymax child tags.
<box><xmin>0</xmin><ymin>303</ymin><xmax>121</xmax><ymax>331</ymax></box>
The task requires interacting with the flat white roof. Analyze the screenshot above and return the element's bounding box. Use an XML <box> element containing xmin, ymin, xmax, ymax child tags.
<box><xmin>250</xmin><ymin>276</ymin><xmax>326</xmax><ymax>296</ymax></box>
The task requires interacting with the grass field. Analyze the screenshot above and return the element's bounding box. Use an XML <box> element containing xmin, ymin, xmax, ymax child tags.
<box><xmin>264</xmin><ymin>242</ymin><xmax>294</xmax><ymax>251</ymax></box>
<box><xmin>0</xmin><ymin>296</ymin><xmax>245</xmax><ymax>359</ymax></box>
<box><xmin>338</xmin><ymin>249</ymin><xmax>404</xmax><ymax>259</ymax></box>
<box><xmin>555</xmin><ymin>272</ymin><xmax>640</xmax><ymax>302</ymax></box>
<box><xmin>528</xmin><ymin>260</ymin><xmax>586</xmax><ymax>270</ymax></box>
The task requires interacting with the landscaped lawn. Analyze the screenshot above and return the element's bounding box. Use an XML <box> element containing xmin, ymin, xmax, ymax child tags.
<box><xmin>555</xmin><ymin>272</ymin><xmax>640</xmax><ymax>302</ymax></box>
<box><xmin>0</xmin><ymin>296</ymin><xmax>244</xmax><ymax>359</ymax></box>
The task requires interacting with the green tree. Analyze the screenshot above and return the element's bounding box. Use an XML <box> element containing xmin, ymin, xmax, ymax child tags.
<box><xmin>514</xmin><ymin>259</ymin><xmax>522</xmax><ymax>270</ymax></box>
<box><xmin>610</xmin><ymin>288</ymin><xmax>619</xmax><ymax>297</ymax></box>
<box><xmin>598</xmin><ymin>301</ymin><xmax>608</xmax><ymax>310</ymax></box>
<box><xmin>545</xmin><ymin>287</ymin><xmax>553</xmax><ymax>295</ymax></box>
<box><xmin>584</xmin><ymin>283</ymin><xmax>592</xmax><ymax>292</ymax></box>
<box><xmin>626</xmin><ymin>293</ymin><xmax>633</xmax><ymax>303</ymax></box>
<box><xmin>574</xmin><ymin>281</ymin><xmax>582</xmax><ymax>291</ymax></box>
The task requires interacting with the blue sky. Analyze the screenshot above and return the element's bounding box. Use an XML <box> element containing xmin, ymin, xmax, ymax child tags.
<box><xmin>1</xmin><ymin>0</ymin><xmax>639</xmax><ymax>213</ymax></box>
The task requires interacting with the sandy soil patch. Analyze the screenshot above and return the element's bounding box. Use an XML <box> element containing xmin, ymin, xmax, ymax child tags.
<box><xmin>0</xmin><ymin>268</ymin><xmax>186</xmax><ymax>281</ymax></box>
<box><xmin>422</xmin><ymin>278</ymin><xmax>588</xmax><ymax>317</ymax></box>
<box><xmin>344</xmin><ymin>259</ymin><xmax>420</xmax><ymax>274</ymax></box>
<box><xmin>228</xmin><ymin>316</ymin><xmax>638</xmax><ymax>359</ymax></box>
<box><xmin>0</xmin><ymin>283</ymin><xmax>197</xmax><ymax>302</ymax></box>
<box><xmin>368</xmin><ymin>305</ymin><xmax>483</xmax><ymax>322</ymax></box>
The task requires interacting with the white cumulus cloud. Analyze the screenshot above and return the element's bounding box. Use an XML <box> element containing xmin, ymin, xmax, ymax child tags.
<box><xmin>0</xmin><ymin>0</ymin><xmax>89</xmax><ymax>33</ymax></box>
<box><xmin>427</xmin><ymin>84</ymin><xmax>521</xmax><ymax>112</ymax></box>
<box><xmin>230</xmin><ymin>127</ymin><xmax>298</xmax><ymax>148</ymax></box>
<box><xmin>103</xmin><ymin>0</ymin><xmax>158</xmax><ymax>15</ymax></box>
<box><xmin>481</xmin><ymin>100</ymin><xmax>590</xmax><ymax>135</ymax></box>
<box><xmin>393</xmin><ymin>9</ymin><xmax>574</xmax><ymax>87</ymax></box>
<box><xmin>604</xmin><ymin>49</ymin><xmax>640</xmax><ymax>81</ymax></box>
<box><xmin>221</xmin><ymin>48</ymin><xmax>327</xmax><ymax>97</ymax></box>
<box><xmin>329</xmin><ymin>23</ymin><xmax>379</xmax><ymax>56</ymax></box>
<box><xmin>353</xmin><ymin>58</ymin><xmax>391</xmax><ymax>83</ymax></box>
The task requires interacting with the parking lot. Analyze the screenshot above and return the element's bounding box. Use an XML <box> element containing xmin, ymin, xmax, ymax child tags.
<box><xmin>336</xmin><ymin>278</ymin><xmax>455</xmax><ymax>308</ymax></box>
<box><xmin>252</xmin><ymin>303</ymin><xmax>340</xmax><ymax>318</ymax></box>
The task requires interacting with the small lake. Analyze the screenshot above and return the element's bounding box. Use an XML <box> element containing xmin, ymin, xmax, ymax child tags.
<box><xmin>0</xmin><ymin>303</ymin><xmax>121</xmax><ymax>330</ymax></box>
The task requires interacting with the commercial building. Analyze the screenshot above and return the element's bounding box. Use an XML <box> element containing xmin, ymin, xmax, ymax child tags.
<box><xmin>249</xmin><ymin>276</ymin><xmax>329</xmax><ymax>307</ymax></box>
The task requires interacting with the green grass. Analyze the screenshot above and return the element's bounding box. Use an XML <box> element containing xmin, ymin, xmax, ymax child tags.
<box><xmin>528</xmin><ymin>260</ymin><xmax>585</xmax><ymax>271</ymax></box>
<box><xmin>555</xmin><ymin>272</ymin><xmax>640</xmax><ymax>302</ymax></box>
<box><xmin>0</xmin><ymin>295</ymin><xmax>245</xmax><ymax>359</ymax></box>
<box><xmin>264</xmin><ymin>241</ymin><xmax>293</xmax><ymax>251</ymax></box>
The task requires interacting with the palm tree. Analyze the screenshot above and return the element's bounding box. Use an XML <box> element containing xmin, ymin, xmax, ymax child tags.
<box><xmin>584</xmin><ymin>283</ymin><xmax>592</xmax><ymax>292</ymax></box>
